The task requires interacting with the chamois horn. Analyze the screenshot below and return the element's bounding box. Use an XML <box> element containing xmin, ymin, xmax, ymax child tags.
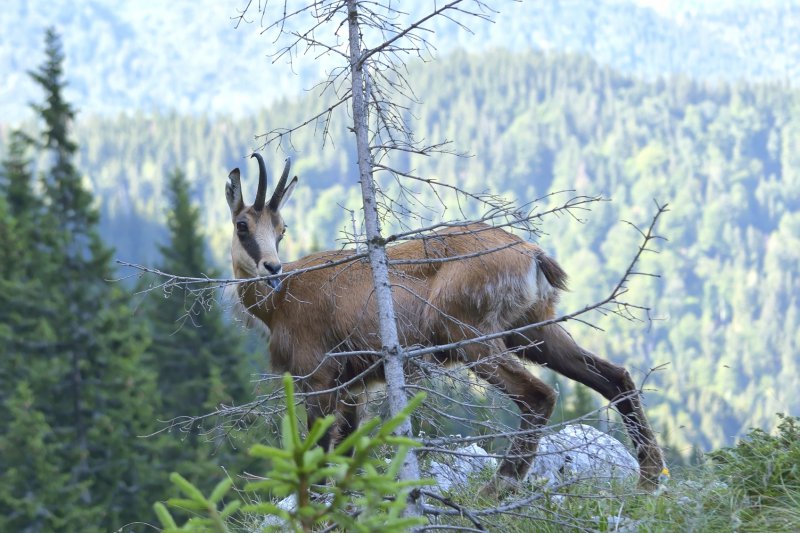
<box><xmin>268</xmin><ymin>158</ymin><xmax>292</xmax><ymax>211</ymax></box>
<box><xmin>250</xmin><ymin>152</ymin><xmax>267</xmax><ymax>211</ymax></box>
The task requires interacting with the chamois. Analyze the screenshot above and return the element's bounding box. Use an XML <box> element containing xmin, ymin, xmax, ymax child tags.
<box><xmin>226</xmin><ymin>153</ymin><xmax>665</xmax><ymax>492</ymax></box>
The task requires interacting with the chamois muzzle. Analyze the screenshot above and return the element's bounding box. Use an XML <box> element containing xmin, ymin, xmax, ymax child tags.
<box><xmin>263</xmin><ymin>261</ymin><xmax>282</xmax><ymax>290</ymax></box>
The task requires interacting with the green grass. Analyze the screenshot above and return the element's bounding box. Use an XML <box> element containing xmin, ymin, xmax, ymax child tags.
<box><xmin>432</xmin><ymin>466</ymin><xmax>797</xmax><ymax>532</ymax></box>
<box><xmin>150</xmin><ymin>414</ymin><xmax>800</xmax><ymax>531</ymax></box>
<box><xmin>431</xmin><ymin>415</ymin><xmax>800</xmax><ymax>532</ymax></box>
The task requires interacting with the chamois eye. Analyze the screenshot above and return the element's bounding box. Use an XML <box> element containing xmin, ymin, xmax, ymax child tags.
<box><xmin>236</xmin><ymin>221</ymin><xmax>248</xmax><ymax>233</ymax></box>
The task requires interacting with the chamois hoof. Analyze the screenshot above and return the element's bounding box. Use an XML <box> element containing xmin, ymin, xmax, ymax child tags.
<box><xmin>477</xmin><ymin>474</ymin><xmax>522</xmax><ymax>499</ymax></box>
<box><xmin>638</xmin><ymin>464</ymin><xmax>670</xmax><ymax>493</ymax></box>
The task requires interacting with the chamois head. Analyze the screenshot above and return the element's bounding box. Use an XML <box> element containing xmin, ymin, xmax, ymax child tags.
<box><xmin>226</xmin><ymin>153</ymin><xmax>298</xmax><ymax>288</ymax></box>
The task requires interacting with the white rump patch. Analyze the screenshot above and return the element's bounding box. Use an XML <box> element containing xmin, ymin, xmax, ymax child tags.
<box><xmin>525</xmin><ymin>257</ymin><xmax>554</xmax><ymax>304</ymax></box>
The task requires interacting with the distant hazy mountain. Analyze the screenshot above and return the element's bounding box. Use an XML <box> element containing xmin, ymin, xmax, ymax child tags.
<box><xmin>2</xmin><ymin>0</ymin><xmax>800</xmax><ymax>123</ymax></box>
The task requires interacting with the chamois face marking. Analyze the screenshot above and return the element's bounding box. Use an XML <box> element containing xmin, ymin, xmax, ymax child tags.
<box><xmin>232</xmin><ymin>208</ymin><xmax>286</xmax><ymax>284</ymax></box>
<box><xmin>226</xmin><ymin>154</ymin><xmax>297</xmax><ymax>289</ymax></box>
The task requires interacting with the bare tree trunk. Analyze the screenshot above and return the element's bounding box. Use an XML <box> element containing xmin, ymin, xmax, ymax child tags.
<box><xmin>346</xmin><ymin>0</ymin><xmax>421</xmax><ymax>488</ymax></box>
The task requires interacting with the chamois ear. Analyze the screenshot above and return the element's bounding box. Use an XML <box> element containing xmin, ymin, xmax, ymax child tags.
<box><xmin>226</xmin><ymin>168</ymin><xmax>244</xmax><ymax>217</ymax></box>
<box><xmin>278</xmin><ymin>176</ymin><xmax>298</xmax><ymax>210</ymax></box>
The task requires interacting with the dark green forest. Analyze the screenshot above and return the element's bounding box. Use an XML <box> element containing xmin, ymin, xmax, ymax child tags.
<box><xmin>2</xmin><ymin>10</ymin><xmax>800</xmax><ymax>531</ymax></box>
<box><xmin>0</xmin><ymin>31</ymin><xmax>261</xmax><ymax>531</ymax></box>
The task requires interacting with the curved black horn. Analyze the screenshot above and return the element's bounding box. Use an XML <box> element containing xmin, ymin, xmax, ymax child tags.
<box><xmin>268</xmin><ymin>157</ymin><xmax>292</xmax><ymax>210</ymax></box>
<box><xmin>250</xmin><ymin>153</ymin><xmax>267</xmax><ymax>211</ymax></box>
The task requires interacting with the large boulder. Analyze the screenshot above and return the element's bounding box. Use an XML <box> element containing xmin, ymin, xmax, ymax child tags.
<box><xmin>427</xmin><ymin>442</ymin><xmax>498</xmax><ymax>492</ymax></box>
<box><xmin>426</xmin><ymin>424</ymin><xmax>638</xmax><ymax>491</ymax></box>
<box><xmin>529</xmin><ymin>424</ymin><xmax>639</xmax><ymax>487</ymax></box>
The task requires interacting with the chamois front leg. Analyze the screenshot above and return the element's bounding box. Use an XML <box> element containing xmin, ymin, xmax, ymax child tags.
<box><xmin>304</xmin><ymin>398</ymin><xmax>359</xmax><ymax>453</ymax></box>
<box><xmin>301</xmin><ymin>385</ymin><xmax>338</xmax><ymax>452</ymax></box>
<box><xmin>299</xmin><ymin>371</ymin><xmax>360</xmax><ymax>453</ymax></box>
<box><xmin>510</xmin><ymin>323</ymin><xmax>665</xmax><ymax>490</ymax></box>
<box><xmin>333</xmin><ymin>399</ymin><xmax>359</xmax><ymax>451</ymax></box>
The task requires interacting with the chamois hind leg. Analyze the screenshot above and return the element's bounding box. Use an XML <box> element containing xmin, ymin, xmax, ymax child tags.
<box><xmin>456</xmin><ymin>337</ymin><xmax>557</xmax><ymax>496</ymax></box>
<box><xmin>508</xmin><ymin>323</ymin><xmax>665</xmax><ymax>490</ymax></box>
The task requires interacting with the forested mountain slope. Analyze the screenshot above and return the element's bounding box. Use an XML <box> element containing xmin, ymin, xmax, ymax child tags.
<box><xmin>4</xmin><ymin>0</ymin><xmax>800</xmax><ymax>122</ymax></box>
<box><xmin>406</xmin><ymin>52</ymin><xmax>800</xmax><ymax>453</ymax></box>
<box><xmin>3</xmin><ymin>49</ymin><xmax>791</xmax><ymax>454</ymax></box>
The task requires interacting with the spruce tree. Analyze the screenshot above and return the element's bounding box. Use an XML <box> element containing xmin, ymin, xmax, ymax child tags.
<box><xmin>0</xmin><ymin>130</ymin><xmax>65</xmax><ymax>423</ymax></box>
<box><xmin>0</xmin><ymin>138</ymin><xmax>35</xmax><ymax>397</ymax></box>
<box><xmin>546</xmin><ymin>375</ymin><xmax>598</xmax><ymax>428</ymax></box>
<box><xmin>1</xmin><ymin>27</ymin><xmax>167</xmax><ymax>529</ymax></box>
<box><xmin>0</xmin><ymin>382</ymin><xmax>91</xmax><ymax>532</ymax></box>
<box><xmin>151</xmin><ymin>167</ymin><xmax>251</xmax><ymax>410</ymax></box>
<box><xmin>1</xmin><ymin>131</ymin><xmax>39</xmax><ymax>221</ymax></box>
<box><xmin>0</xmin><ymin>123</ymin><xmax>82</xmax><ymax>533</ymax></box>
<box><xmin>570</xmin><ymin>383</ymin><xmax>598</xmax><ymax>424</ymax></box>
<box><xmin>145</xmin><ymin>167</ymin><xmax>254</xmax><ymax>486</ymax></box>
